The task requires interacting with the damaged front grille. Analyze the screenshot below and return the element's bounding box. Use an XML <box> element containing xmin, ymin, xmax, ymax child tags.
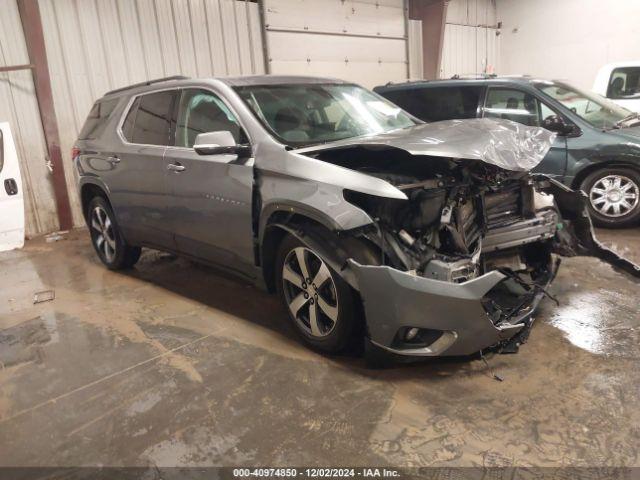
<box><xmin>484</xmin><ymin>184</ymin><xmax>523</xmax><ymax>228</ymax></box>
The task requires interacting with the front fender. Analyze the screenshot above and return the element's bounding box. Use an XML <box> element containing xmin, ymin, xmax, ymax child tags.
<box><xmin>257</xmin><ymin>171</ymin><xmax>378</xmax><ymax>244</ymax></box>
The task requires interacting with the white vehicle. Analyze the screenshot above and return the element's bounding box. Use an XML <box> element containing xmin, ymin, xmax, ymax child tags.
<box><xmin>593</xmin><ymin>61</ymin><xmax>640</xmax><ymax>112</ymax></box>
<box><xmin>0</xmin><ymin>122</ymin><xmax>25</xmax><ymax>251</ymax></box>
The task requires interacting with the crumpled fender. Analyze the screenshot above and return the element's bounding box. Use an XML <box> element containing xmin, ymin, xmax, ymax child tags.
<box><xmin>545</xmin><ymin>177</ymin><xmax>640</xmax><ymax>279</ymax></box>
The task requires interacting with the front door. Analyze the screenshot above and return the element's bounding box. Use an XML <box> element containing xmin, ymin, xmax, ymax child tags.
<box><xmin>0</xmin><ymin>123</ymin><xmax>24</xmax><ymax>251</ymax></box>
<box><xmin>483</xmin><ymin>87</ymin><xmax>568</xmax><ymax>179</ymax></box>
<box><xmin>165</xmin><ymin>88</ymin><xmax>255</xmax><ymax>276</ymax></box>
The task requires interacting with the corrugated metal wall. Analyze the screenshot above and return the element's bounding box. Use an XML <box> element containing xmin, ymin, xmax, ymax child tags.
<box><xmin>0</xmin><ymin>0</ymin><xmax>265</xmax><ymax>236</ymax></box>
<box><xmin>40</xmin><ymin>0</ymin><xmax>265</xmax><ymax>229</ymax></box>
<box><xmin>0</xmin><ymin>0</ymin><xmax>58</xmax><ymax>236</ymax></box>
<box><xmin>440</xmin><ymin>0</ymin><xmax>499</xmax><ymax>78</ymax></box>
<box><xmin>263</xmin><ymin>0</ymin><xmax>409</xmax><ymax>88</ymax></box>
<box><xmin>1</xmin><ymin>0</ymin><xmax>419</xmax><ymax>236</ymax></box>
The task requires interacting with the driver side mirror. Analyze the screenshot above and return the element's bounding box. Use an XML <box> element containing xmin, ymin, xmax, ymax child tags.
<box><xmin>193</xmin><ymin>131</ymin><xmax>252</xmax><ymax>158</ymax></box>
<box><xmin>542</xmin><ymin>115</ymin><xmax>578</xmax><ymax>136</ymax></box>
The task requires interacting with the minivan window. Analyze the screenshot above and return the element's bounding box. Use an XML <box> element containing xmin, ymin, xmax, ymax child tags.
<box><xmin>537</xmin><ymin>82</ymin><xmax>633</xmax><ymax>129</ymax></box>
<box><xmin>381</xmin><ymin>86</ymin><xmax>482</xmax><ymax>122</ymax></box>
<box><xmin>175</xmin><ymin>89</ymin><xmax>243</xmax><ymax>147</ymax></box>
<box><xmin>78</xmin><ymin>98</ymin><xmax>119</xmax><ymax>140</ymax></box>
<box><xmin>607</xmin><ymin>67</ymin><xmax>640</xmax><ymax>99</ymax></box>
<box><xmin>126</xmin><ymin>91</ymin><xmax>176</xmax><ymax>145</ymax></box>
<box><xmin>484</xmin><ymin>88</ymin><xmax>543</xmax><ymax>127</ymax></box>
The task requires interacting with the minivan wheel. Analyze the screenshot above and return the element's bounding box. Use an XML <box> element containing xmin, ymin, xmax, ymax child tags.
<box><xmin>88</xmin><ymin>196</ymin><xmax>141</xmax><ymax>270</ymax></box>
<box><xmin>581</xmin><ymin>168</ymin><xmax>640</xmax><ymax>228</ymax></box>
<box><xmin>275</xmin><ymin>234</ymin><xmax>358</xmax><ymax>353</ymax></box>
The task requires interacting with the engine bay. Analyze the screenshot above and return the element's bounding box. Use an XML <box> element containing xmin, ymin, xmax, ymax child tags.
<box><xmin>310</xmin><ymin>146</ymin><xmax>562</xmax><ymax>327</ymax></box>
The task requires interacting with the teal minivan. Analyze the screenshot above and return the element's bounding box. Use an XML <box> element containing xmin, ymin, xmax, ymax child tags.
<box><xmin>375</xmin><ymin>77</ymin><xmax>640</xmax><ymax>228</ymax></box>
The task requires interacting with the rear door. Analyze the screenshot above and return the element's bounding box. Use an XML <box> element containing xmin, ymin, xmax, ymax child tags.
<box><xmin>483</xmin><ymin>86</ymin><xmax>568</xmax><ymax>179</ymax></box>
<box><xmin>0</xmin><ymin>123</ymin><xmax>24</xmax><ymax>251</ymax></box>
<box><xmin>164</xmin><ymin>88</ymin><xmax>255</xmax><ymax>276</ymax></box>
<box><xmin>110</xmin><ymin>90</ymin><xmax>177</xmax><ymax>248</ymax></box>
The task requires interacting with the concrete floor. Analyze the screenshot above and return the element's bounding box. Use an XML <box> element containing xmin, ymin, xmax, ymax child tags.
<box><xmin>1</xmin><ymin>228</ymin><xmax>639</xmax><ymax>468</ymax></box>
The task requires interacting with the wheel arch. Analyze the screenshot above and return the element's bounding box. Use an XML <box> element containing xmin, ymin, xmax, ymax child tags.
<box><xmin>79</xmin><ymin>180</ymin><xmax>111</xmax><ymax>223</ymax></box>
<box><xmin>572</xmin><ymin>160</ymin><xmax>640</xmax><ymax>191</ymax></box>
<box><xmin>259</xmin><ymin>209</ymin><xmax>379</xmax><ymax>294</ymax></box>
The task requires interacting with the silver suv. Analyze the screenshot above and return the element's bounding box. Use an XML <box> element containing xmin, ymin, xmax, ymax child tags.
<box><xmin>74</xmin><ymin>75</ymin><xmax>639</xmax><ymax>359</ymax></box>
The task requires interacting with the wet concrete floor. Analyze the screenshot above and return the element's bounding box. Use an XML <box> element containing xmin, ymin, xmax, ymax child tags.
<box><xmin>0</xmin><ymin>228</ymin><xmax>639</xmax><ymax>467</ymax></box>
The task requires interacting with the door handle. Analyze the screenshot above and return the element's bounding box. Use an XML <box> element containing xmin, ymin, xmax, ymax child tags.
<box><xmin>107</xmin><ymin>156</ymin><xmax>120</xmax><ymax>164</ymax></box>
<box><xmin>167</xmin><ymin>163</ymin><xmax>186</xmax><ymax>172</ymax></box>
<box><xmin>4</xmin><ymin>178</ymin><xmax>18</xmax><ymax>195</ymax></box>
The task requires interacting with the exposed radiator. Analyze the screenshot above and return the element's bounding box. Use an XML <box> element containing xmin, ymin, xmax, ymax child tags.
<box><xmin>484</xmin><ymin>184</ymin><xmax>523</xmax><ymax>229</ymax></box>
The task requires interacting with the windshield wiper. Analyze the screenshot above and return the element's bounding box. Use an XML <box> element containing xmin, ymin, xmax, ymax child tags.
<box><xmin>613</xmin><ymin>112</ymin><xmax>640</xmax><ymax>128</ymax></box>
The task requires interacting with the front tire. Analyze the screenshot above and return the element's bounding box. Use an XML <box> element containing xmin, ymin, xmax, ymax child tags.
<box><xmin>581</xmin><ymin>167</ymin><xmax>640</xmax><ymax>228</ymax></box>
<box><xmin>87</xmin><ymin>196</ymin><xmax>141</xmax><ymax>270</ymax></box>
<box><xmin>275</xmin><ymin>234</ymin><xmax>358</xmax><ymax>354</ymax></box>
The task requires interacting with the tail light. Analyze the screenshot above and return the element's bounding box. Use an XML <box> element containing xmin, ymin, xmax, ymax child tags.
<box><xmin>71</xmin><ymin>146</ymin><xmax>80</xmax><ymax>161</ymax></box>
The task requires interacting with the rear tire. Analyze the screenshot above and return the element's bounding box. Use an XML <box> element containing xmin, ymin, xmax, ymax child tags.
<box><xmin>87</xmin><ymin>196</ymin><xmax>141</xmax><ymax>270</ymax></box>
<box><xmin>275</xmin><ymin>234</ymin><xmax>358</xmax><ymax>354</ymax></box>
<box><xmin>580</xmin><ymin>167</ymin><xmax>640</xmax><ymax>228</ymax></box>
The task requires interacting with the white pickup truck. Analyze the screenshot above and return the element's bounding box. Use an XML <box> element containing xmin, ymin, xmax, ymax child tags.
<box><xmin>593</xmin><ymin>61</ymin><xmax>640</xmax><ymax>113</ymax></box>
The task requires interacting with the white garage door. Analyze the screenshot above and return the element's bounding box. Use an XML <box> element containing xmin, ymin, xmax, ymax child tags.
<box><xmin>263</xmin><ymin>0</ymin><xmax>409</xmax><ymax>88</ymax></box>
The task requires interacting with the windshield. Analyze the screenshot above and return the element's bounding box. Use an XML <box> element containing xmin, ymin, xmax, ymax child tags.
<box><xmin>234</xmin><ymin>83</ymin><xmax>417</xmax><ymax>146</ymax></box>
<box><xmin>537</xmin><ymin>82</ymin><xmax>635</xmax><ymax>129</ymax></box>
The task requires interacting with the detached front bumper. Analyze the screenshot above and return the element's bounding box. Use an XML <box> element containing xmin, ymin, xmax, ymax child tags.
<box><xmin>349</xmin><ymin>261</ymin><xmax>554</xmax><ymax>357</ymax></box>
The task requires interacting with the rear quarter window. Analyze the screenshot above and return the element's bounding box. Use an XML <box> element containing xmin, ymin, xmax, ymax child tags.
<box><xmin>380</xmin><ymin>86</ymin><xmax>482</xmax><ymax>122</ymax></box>
<box><xmin>78</xmin><ymin>98</ymin><xmax>119</xmax><ymax>140</ymax></box>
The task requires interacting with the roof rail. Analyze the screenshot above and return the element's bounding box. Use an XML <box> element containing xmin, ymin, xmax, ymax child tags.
<box><xmin>104</xmin><ymin>75</ymin><xmax>189</xmax><ymax>96</ymax></box>
<box><xmin>450</xmin><ymin>73</ymin><xmax>498</xmax><ymax>80</ymax></box>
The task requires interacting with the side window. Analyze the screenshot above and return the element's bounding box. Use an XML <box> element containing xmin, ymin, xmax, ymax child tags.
<box><xmin>78</xmin><ymin>98</ymin><xmax>119</xmax><ymax>140</ymax></box>
<box><xmin>174</xmin><ymin>89</ymin><xmax>243</xmax><ymax>148</ymax></box>
<box><xmin>484</xmin><ymin>88</ymin><xmax>542</xmax><ymax>127</ymax></box>
<box><xmin>540</xmin><ymin>102</ymin><xmax>555</xmax><ymax>121</ymax></box>
<box><xmin>381</xmin><ymin>86</ymin><xmax>481</xmax><ymax>122</ymax></box>
<box><xmin>128</xmin><ymin>91</ymin><xmax>175</xmax><ymax>145</ymax></box>
<box><xmin>607</xmin><ymin>67</ymin><xmax>640</xmax><ymax>99</ymax></box>
<box><xmin>0</xmin><ymin>129</ymin><xmax>4</xmax><ymax>173</ymax></box>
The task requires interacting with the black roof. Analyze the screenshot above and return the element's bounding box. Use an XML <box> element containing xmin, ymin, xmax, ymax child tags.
<box><xmin>374</xmin><ymin>76</ymin><xmax>564</xmax><ymax>92</ymax></box>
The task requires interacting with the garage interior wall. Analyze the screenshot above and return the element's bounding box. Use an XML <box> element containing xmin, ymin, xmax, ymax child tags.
<box><xmin>440</xmin><ymin>0</ymin><xmax>499</xmax><ymax>79</ymax></box>
<box><xmin>263</xmin><ymin>0</ymin><xmax>410</xmax><ymax>88</ymax></box>
<box><xmin>0</xmin><ymin>0</ymin><xmax>265</xmax><ymax>236</ymax></box>
<box><xmin>0</xmin><ymin>1</ymin><xmax>59</xmax><ymax>236</ymax></box>
<box><xmin>497</xmin><ymin>0</ymin><xmax>640</xmax><ymax>90</ymax></box>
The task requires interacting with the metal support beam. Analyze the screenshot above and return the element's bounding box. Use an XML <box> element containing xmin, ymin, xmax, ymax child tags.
<box><xmin>17</xmin><ymin>0</ymin><xmax>73</xmax><ymax>231</ymax></box>
<box><xmin>0</xmin><ymin>64</ymin><xmax>34</xmax><ymax>73</ymax></box>
<box><xmin>409</xmin><ymin>0</ymin><xmax>448</xmax><ymax>80</ymax></box>
<box><xmin>258</xmin><ymin>0</ymin><xmax>271</xmax><ymax>74</ymax></box>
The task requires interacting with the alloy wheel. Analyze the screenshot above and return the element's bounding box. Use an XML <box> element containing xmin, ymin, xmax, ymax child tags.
<box><xmin>589</xmin><ymin>175</ymin><xmax>639</xmax><ymax>218</ymax></box>
<box><xmin>281</xmin><ymin>247</ymin><xmax>339</xmax><ymax>337</ymax></box>
<box><xmin>90</xmin><ymin>206</ymin><xmax>117</xmax><ymax>263</ymax></box>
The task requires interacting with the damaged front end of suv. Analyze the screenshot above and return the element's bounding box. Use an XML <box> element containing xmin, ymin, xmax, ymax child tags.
<box><xmin>265</xmin><ymin>119</ymin><xmax>640</xmax><ymax>358</ymax></box>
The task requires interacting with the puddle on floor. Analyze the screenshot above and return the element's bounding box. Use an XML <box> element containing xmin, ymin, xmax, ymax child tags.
<box><xmin>550</xmin><ymin>289</ymin><xmax>640</xmax><ymax>357</ymax></box>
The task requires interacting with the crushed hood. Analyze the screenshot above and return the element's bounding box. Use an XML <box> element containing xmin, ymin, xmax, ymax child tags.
<box><xmin>295</xmin><ymin>118</ymin><xmax>556</xmax><ymax>172</ymax></box>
